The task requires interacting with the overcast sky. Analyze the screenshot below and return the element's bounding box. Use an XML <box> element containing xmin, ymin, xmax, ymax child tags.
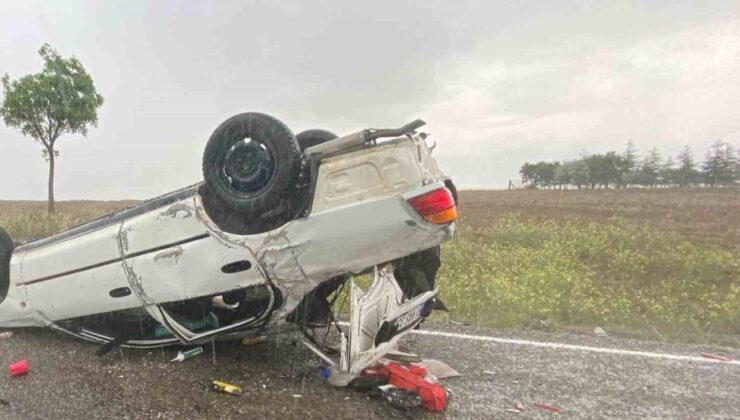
<box><xmin>1</xmin><ymin>1</ymin><xmax>739</xmax><ymax>200</ymax></box>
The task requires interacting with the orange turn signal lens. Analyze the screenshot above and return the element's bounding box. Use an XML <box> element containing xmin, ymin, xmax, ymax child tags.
<box><xmin>422</xmin><ymin>206</ymin><xmax>458</xmax><ymax>224</ymax></box>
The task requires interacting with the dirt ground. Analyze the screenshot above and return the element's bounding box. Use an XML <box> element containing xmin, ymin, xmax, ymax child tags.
<box><xmin>1</xmin><ymin>323</ymin><xmax>738</xmax><ymax>419</ymax></box>
<box><xmin>459</xmin><ymin>188</ymin><xmax>740</xmax><ymax>250</ymax></box>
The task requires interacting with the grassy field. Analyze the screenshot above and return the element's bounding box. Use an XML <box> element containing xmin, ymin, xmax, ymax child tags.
<box><xmin>0</xmin><ymin>200</ymin><xmax>137</xmax><ymax>243</ymax></box>
<box><xmin>1</xmin><ymin>188</ymin><xmax>739</xmax><ymax>344</ymax></box>
<box><xmin>439</xmin><ymin>188</ymin><xmax>740</xmax><ymax>345</ymax></box>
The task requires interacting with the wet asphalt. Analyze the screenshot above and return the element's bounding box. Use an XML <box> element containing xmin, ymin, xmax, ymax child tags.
<box><xmin>1</xmin><ymin>323</ymin><xmax>738</xmax><ymax>419</ymax></box>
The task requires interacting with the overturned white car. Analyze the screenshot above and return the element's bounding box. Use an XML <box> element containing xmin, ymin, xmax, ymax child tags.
<box><xmin>0</xmin><ymin>112</ymin><xmax>456</xmax><ymax>375</ymax></box>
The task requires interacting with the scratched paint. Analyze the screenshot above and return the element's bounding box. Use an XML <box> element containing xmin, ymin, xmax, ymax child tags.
<box><xmin>153</xmin><ymin>246</ymin><xmax>184</xmax><ymax>264</ymax></box>
<box><xmin>158</xmin><ymin>203</ymin><xmax>195</xmax><ymax>220</ymax></box>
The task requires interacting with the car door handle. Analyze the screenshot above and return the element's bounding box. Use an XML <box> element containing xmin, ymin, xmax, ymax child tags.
<box><xmin>109</xmin><ymin>287</ymin><xmax>132</xmax><ymax>298</ymax></box>
<box><xmin>221</xmin><ymin>260</ymin><xmax>252</xmax><ymax>274</ymax></box>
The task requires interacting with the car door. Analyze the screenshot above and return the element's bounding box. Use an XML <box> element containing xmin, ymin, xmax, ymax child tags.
<box><xmin>21</xmin><ymin>222</ymin><xmax>140</xmax><ymax>322</ymax></box>
<box><xmin>119</xmin><ymin>197</ymin><xmax>272</xmax><ymax>342</ymax></box>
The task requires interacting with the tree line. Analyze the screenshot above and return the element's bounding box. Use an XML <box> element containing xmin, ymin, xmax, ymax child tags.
<box><xmin>518</xmin><ymin>141</ymin><xmax>739</xmax><ymax>189</ymax></box>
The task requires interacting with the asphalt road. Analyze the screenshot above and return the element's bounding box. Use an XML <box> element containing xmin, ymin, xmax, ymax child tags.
<box><xmin>1</xmin><ymin>323</ymin><xmax>738</xmax><ymax>419</ymax></box>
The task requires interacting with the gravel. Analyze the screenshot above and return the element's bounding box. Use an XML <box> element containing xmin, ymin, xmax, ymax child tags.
<box><xmin>1</xmin><ymin>324</ymin><xmax>738</xmax><ymax>419</ymax></box>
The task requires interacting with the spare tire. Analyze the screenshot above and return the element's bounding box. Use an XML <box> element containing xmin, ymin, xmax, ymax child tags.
<box><xmin>0</xmin><ymin>227</ymin><xmax>13</xmax><ymax>304</ymax></box>
<box><xmin>202</xmin><ymin>113</ymin><xmax>301</xmax><ymax>233</ymax></box>
<box><xmin>296</xmin><ymin>129</ymin><xmax>338</xmax><ymax>152</ymax></box>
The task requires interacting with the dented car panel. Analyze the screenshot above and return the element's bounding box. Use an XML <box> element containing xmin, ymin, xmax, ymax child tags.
<box><xmin>311</xmin><ymin>136</ymin><xmax>446</xmax><ymax>212</ymax></box>
<box><xmin>348</xmin><ymin>266</ymin><xmax>437</xmax><ymax>375</ymax></box>
<box><xmin>1</xmin><ymin>127</ymin><xmax>455</xmax><ymax>376</ymax></box>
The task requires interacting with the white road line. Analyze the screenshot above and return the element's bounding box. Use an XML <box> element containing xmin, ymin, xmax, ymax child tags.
<box><xmin>409</xmin><ymin>329</ymin><xmax>740</xmax><ymax>366</ymax></box>
<box><xmin>336</xmin><ymin>322</ymin><xmax>738</xmax><ymax>366</ymax></box>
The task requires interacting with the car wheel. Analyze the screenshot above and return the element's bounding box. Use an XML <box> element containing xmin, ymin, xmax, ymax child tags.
<box><xmin>0</xmin><ymin>227</ymin><xmax>13</xmax><ymax>303</ymax></box>
<box><xmin>202</xmin><ymin>113</ymin><xmax>301</xmax><ymax>233</ymax></box>
<box><xmin>296</xmin><ymin>129</ymin><xmax>338</xmax><ymax>152</ymax></box>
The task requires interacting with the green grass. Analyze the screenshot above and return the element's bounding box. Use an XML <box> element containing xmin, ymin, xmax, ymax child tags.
<box><xmin>436</xmin><ymin>216</ymin><xmax>740</xmax><ymax>343</ymax></box>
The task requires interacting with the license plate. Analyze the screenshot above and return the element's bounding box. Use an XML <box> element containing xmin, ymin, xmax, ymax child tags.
<box><xmin>392</xmin><ymin>303</ymin><xmax>424</xmax><ymax>331</ymax></box>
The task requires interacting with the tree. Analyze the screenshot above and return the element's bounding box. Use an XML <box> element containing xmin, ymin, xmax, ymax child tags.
<box><xmin>675</xmin><ymin>146</ymin><xmax>699</xmax><ymax>186</ymax></box>
<box><xmin>621</xmin><ymin>141</ymin><xmax>639</xmax><ymax>187</ymax></box>
<box><xmin>568</xmin><ymin>159</ymin><xmax>589</xmax><ymax>190</ymax></box>
<box><xmin>723</xmin><ymin>143</ymin><xmax>738</xmax><ymax>185</ymax></box>
<box><xmin>535</xmin><ymin>161</ymin><xmax>559</xmax><ymax>189</ymax></box>
<box><xmin>583</xmin><ymin>152</ymin><xmax>623</xmax><ymax>188</ymax></box>
<box><xmin>636</xmin><ymin>148</ymin><xmax>661</xmax><ymax>187</ymax></box>
<box><xmin>519</xmin><ymin>161</ymin><xmax>560</xmax><ymax>189</ymax></box>
<box><xmin>660</xmin><ymin>156</ymin><xmax>675</xmax><ymax>186</ymax></box>
<box><xmin>520</xmin><ymin>162</ymin><xmax>537</xmax><ymax>188</ymax></box>
<box><xmin>1</xmin><ymin>44</ymin><xmax>104</xmax><ymax>213</ymax></box>
<box><xmin>553</xmin><ymin>161</ymin><xmax>570</xmax><ymax>189</ymax></box>
<box><xmin>702</xmin><ymin>140</ymin><xmax>736</xmax><ymax>186</ymax></box>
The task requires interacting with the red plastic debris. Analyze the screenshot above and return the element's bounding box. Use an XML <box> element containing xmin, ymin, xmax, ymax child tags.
<box><xmin>533</xmin><ymin>403</ymin><xmax>562</xmax><ymax>413</ymax></box>
<box><xmin>406</xmin><ymin>364</ymin><xmax>427</xmax><ymax>377</ymax></box>
<box><xmin>9</xmin><ymin>360</ymin><xmax>28</xmax><ymax>377</ymax></box>
<box><xmin>378</xmin><ymin>362</ymin><xmax>449</xmax><ymax>412</ymax></box>
<box><xmin>700</xmin><ymin>352</ymin><xmax>731</xmax><ymax>362</ymax></box>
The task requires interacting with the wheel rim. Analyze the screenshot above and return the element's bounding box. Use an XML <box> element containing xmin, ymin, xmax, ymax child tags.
<box><xmin>222</xmin><ymin>137</ymin><xmax>276</xmax><ymax>195</ymax></box>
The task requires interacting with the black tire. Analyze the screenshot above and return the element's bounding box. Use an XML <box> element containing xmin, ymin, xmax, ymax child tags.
<box><xmin>0</xmin><ymin>227</ymin><xmax>13</xmax><ymax>304</ymax></box>
<box><xmin>296</xmin><ymin>129</ymin><xmax>338</xmax><ymax>152</ymax></box>
<box><xmin>202</xmin><ymin>113</ymin><xmax>301</xmax><ymax>233</ymax></box>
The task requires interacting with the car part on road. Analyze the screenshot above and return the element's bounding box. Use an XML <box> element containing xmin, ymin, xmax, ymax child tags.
<box><xmin>383</xmin><ymin>349</ymin><xmax>422</xmax><ymax>363</ymax></box>
<box><xmin>382</xmin><ymin>386</ymin><xmax>422</xmax><ymax>416</ymax></box>
<box><xmin>533</xmin><ymin>402</ymin><xmax>562</xmax><ymax>414</ymax></box>
<box><xmin>348</xmin><ymin>375</ymin><xmax>389</xmax><ymax>392</ymax></box>
<box><xmin>171</xmin><ymin>346</ymin><xmax>204</xmax><ymax>362</ymax></box>
<box><xmin>202</xmin><ymin>112</ymin><xmax>301</xmax><ymax>234</ymax></box>
<box><xmin>211</xmin><ymin>380</ymin><xmax>244</xmax><ymax>396</ymax></box>
<box><xmin>418</xmin><ymin>359</ymin><xmax>460</xmax><ymax>380</ymax></box>
<box><xmin>8</xmin><ymin>360</ymin><xmax>28</xmax><ymax>377</ymax></box>
<box><xmin>296</xmin><ymin>129</ymin><xmax>338</xmax><ymax>151</ymax></box>
<box><xmin>378</xmin><ymin>362</ymin><xmax>449</xmax><ymax>412</ymax></box>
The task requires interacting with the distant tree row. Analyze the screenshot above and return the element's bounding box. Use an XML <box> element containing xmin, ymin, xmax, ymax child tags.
<box><xmin>519</xmin><ymin>141</ymin><xmax>739</xmax><ymax>189</ymax></box>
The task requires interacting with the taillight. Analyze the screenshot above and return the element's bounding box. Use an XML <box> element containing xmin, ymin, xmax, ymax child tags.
<box><xmin>407</xmin><ymin>187</ymin><xmax>458</xmax><ymax>224</ymax></box>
